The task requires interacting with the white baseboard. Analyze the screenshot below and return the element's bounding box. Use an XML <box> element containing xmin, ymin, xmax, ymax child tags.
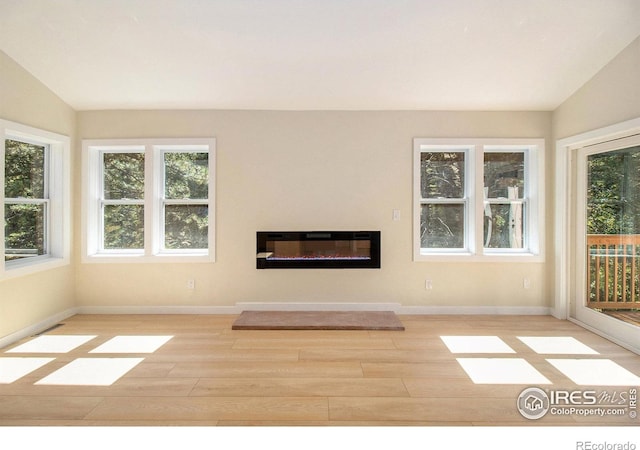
<box><xmin>235</xmin><ymin>302</ymin><xmax>402</xmax><ymax>312</ymax></box>
<box><xmin>76</xmin><ymin>305</ymin><xmax>241</xmax><ymax>315</ymax></box>
<box><xmin>75</xmin><ymin>303</ymin><xmax>551</xmax><ymax>315</ymax></box>
<box><xmin>0</xmin><ymin>307</ymin><xmax>78</xmax><ymax>350</ymax></box>
<box><xmin>77</xmin><ymin>302</ymin><xmax>552</xmax><ymax>316</ymax></box>
<box><xmin>397</xmin><ymin>305</ymin><xmax>552</xmax><ymax>315</ymax></box>
<box><xmin>236</xmin><ymin>303</ymin><xmax>551</xmax><ymax>315</ymax></box>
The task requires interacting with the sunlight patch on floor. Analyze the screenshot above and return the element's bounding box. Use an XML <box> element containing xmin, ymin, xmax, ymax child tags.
<box><xmin>6</xmin><ymin>335</ymin><xmax>97</xmax><ymax>354</ymax></box>
<box><xmin>0</xmin><ymin>357</ymin><xmax>55</xmax><ymax>383</ymax></box>
<box><xmin>35</xmin><ymin>358</ymin><xmax>144</xmax><ymax>386</ymax></box>
<box><xmin>89</xmin><ymin>335</ymin><xmax>173</xmax><ymax>353</ymax></box>
<box><xmin>517</xmin><ymin>336</ymin><xmax>599</xmax><ymax>355</ymax></box>
<box><xmin>1</xmin><ymin>335</ymin><xmax>173</xmax><ymax>386</ymax></box>
<box><xmin>456</xmin><ymin>358</ymin><xmax>552</xmax><ymax>384</ymax></box>
<box><xmin>440</xmin><ymin>336</ymin><xmax>515</xmax><ymax>353</ymax></box>
<box><xmin>546</xmin><ymin>359</ymin><xmax>640</xmax><ymax>386</ymax></box>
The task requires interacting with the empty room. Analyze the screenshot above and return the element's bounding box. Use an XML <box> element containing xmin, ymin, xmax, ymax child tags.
<box><xmin>1</xmin><ymin>0</ymin><xmax>640</xmax><ymax>448</ymax></box>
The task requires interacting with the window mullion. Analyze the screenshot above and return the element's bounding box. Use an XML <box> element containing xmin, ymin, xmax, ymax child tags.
<box><xmin>468</xmin><ymin>145</ymin><xmax>479</xmax><ymax>255</ymax></box>
<box><xmin>98</xmin><ymin>150</ymin><xmax>107</xmax><ymax>253</ymax></box>
<box><xmin>39</xmin><ymin>144</ymin><xmax>50</xmax><ymax>258</ymax></box>
<box><xmin>43</xmin><ymin>144</ymin><xmax>51</xmax><ymax>199</ymax></box>
<box><xmin>146</xmin><ymin>145</ymin><xmax>157</xmax><ymax>257</ymax></box>
<box><xmin>524</xmin><ymin>148</ymin><xmax>533</xmax><ymax>253</ymax></box>
<box><xmin>43</xmin><ymin>198</ymin><xmax>50</xmax><ymax>257</ymax></box>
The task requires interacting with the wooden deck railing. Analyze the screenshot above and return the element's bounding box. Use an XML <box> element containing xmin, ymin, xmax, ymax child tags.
<box><xmin>587</xmin><ymin>234</ymin><xmax>640</xmax><ymax>309</ymax></box>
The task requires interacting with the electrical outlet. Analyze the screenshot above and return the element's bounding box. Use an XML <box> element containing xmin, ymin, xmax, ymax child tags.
<box><xmin>187</xmin><ymin>279</ymin><xmax>195</xmax><ymax>290</ymax></box>
<box><xmin>523</xmin><ymin>278</ymin><xmax>531</xmax><ymax>289</ymax></box>
<box><xmin>425</xmin><ymin>279</ymin><xmax>433</xmax><ymax>290</ymax></box>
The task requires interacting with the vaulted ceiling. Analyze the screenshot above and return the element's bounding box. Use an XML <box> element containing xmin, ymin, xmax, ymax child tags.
<box><xmin>1</xmin><ymin>0</ymin><xmax>639</xmax><ymax>111</ymax></box>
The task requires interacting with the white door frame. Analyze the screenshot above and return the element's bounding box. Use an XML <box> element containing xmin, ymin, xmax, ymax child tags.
<box><xmin>555</xmin><ymin>117</ymin><xmax>640</xmax><ymax>354</ymax></box>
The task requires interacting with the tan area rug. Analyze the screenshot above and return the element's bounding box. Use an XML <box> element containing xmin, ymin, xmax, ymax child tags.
<box><xmin>231</xmin><ymin>310</ymin><xmax>405</xmax><ymax>331</ymax></box>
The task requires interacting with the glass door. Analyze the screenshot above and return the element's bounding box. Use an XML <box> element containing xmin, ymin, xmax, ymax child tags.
<box><xmin>575</xmin><ymin>136</ymin><xmax>640</xmax><ymax>343</ymax></box>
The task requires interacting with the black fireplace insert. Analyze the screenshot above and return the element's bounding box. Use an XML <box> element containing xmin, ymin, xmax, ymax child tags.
<box><xmin>257</xmin><ymin>231</ymin><xmax>381</xmax><ymax>269</ymax></box>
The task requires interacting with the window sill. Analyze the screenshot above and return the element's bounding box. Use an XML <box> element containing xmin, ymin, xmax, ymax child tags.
<box><xmin>82</xmin><ymin>253</ymin><xmax>215</xmax><ymax>264</ymax></box>
<box><xmin>414</xmin><ymin>251</ymin><xmax>544</xmax><ymax>263</ymax></box>
<box><xmin>2</xmin><ymin>256</ymin><xmax>71</xmax><ymax>280</ymax></box>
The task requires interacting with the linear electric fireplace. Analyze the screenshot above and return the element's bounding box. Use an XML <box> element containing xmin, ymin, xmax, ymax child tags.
<box><xmin>257</xmin><ymin>231</ymin><xmax>381</xmax><ymax>269</ymax></box>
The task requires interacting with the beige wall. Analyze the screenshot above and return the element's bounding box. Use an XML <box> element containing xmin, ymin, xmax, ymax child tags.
<box><xmin>76</xmin><ymin>110</ymin><xmax>552</xmax><ymax>309</ymax></box>
<box><xmin>553</xmin><ymin>36</ymin><xmax>640</xmax><ymax>139</ymax></box>
<box><xmin>0</xmin><ymin>50</ymin><xmax>76</xmax><ymax>339</ymax></box>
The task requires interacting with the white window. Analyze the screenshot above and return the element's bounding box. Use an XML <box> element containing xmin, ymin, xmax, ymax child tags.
<box><xmin>413</xmin><ymin>138</ymin><xmax>544</xmax><ymax>261</ymax></box>
<box><xmin>1</xmin><ymin>119</ymin><xmax>71</xmax><ymax>278</ymax></box>
<box><xmin>82</xmin><ymin>139</ymin><xmax>215</xmax><ymax>262</ymax></box>
<box><xmin>418</xmin><ymin>146</ymin><xmax>473</xmax><ymax>252</ymax></box>
<box><xmin>100</xmin><ymin>148</ymin><xmax>146</xmax><ymax>253</ymax></box>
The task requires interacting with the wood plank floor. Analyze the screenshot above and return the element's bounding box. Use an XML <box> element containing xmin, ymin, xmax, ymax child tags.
<box><xmin>0</xmin><ymin>314</ymin><xmax>639</xmax><ymax>426</ymax></box>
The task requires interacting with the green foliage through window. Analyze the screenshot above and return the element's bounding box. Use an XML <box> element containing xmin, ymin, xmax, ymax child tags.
<box><xmin>4</xmin><ymin>139</ymin><xmax>47</xmax><ymax>261</ymax></box>
<box><xmin>103</xmin><ymin>152</ymin><xmax>144</xmax><ymax>200</ymax></box>
<box><xmin>420</xmin><ymin>152</ymin><xmax>465</xmax><ymax>249</ymax></box>
<box><xmin>483</xmin><ymin>152</ymin><xmax>526</xmax><ymax>249</ymax></box>
<box><xmin>163</xmin><ymin>152</ymin><xmax>209</xmax><ymax>250</ymax></box>
<box><xmin>587</xmin><ymin>146</ymin><xmax>640</xmax><ymax>235</ymax></box>
<box><xmin>98</xmin><ymin>149</ymin><xmax>210</xmax><ymax>251</ymax></box>
<box><xmin>101</xmin><ymin>152</ymin><xmax>145</xmax><ymax>250</ymax></box>
<box><xmin>164</xmin><ymin>152</ymin><xmax>208</xmax><ymax>200</ymax></box>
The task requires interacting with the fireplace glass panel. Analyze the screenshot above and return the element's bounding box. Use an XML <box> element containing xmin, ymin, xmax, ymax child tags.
<box><xmin>257</xmin><ymin>231</ymin><xmax>380</xmax><ymax>269</ymax></box>
<box><xmin>268</xmin><ymin>239</ymin><xmax>371</xmax><ymax>261</ymax></box>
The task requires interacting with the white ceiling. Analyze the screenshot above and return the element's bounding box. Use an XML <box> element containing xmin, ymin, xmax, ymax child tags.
<box><xmin>1</xmin><ymin>0</ymin><xmax>639</xmax><ymax>111</ymax></box>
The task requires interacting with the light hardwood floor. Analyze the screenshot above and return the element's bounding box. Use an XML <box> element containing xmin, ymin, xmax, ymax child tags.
<box><xmin>0</xmin><ymin>314</ymin><xmax>639</xmax><ymax>426</ymax></box>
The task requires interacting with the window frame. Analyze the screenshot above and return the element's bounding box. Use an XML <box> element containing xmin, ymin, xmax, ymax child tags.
<box><xmin>4</xmin><ymin>138</ymin><xmax>50</xmax><ymax>260</ymax></box>
<box><xmin>157</xmin><ymin>146</ymin><xmax>211</xmax><ymax>256</ymax></box>
<box><xmin>417</xmin><ymin>145</ymin><xmax>475</xmax><ymax>254</ymax></box>
<box><xmin>413</xmin><ymin>138</ymin><xmax>544</xmax><ymax>262</ymax></box>
<box><xmin>1</xmin><ymin>119</ymin><xmax>71</xmax><ymax>279</ymax></box>
<box><xmin>482</xmin><ymin>146</ymin><xmax>529</xmax><ymax>254</ymax></box>
<box><xmin>82</xmin><ymin>138</ymin><xmax>216</xmax><ymax>263</ymax></box>
<box><xmin>98</xmin><ymin>146</ymin><xmax>146</xmax><ymax>255</ymax></box>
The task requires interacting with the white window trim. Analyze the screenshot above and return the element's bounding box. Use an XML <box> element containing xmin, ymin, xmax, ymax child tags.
<box><xmin>0</xmin><ymin>119</ymin><xmax>71</xmax><ymax>279</ymax></box>
<box><xmin>82</xmin><ymin>138</ymin><xmax>216</xmax><ymax>263</ymax></box>
<box><xmin>413</xmin><ymin>138</ymin><xmax>545</xmax><ymax>262</ymax></box>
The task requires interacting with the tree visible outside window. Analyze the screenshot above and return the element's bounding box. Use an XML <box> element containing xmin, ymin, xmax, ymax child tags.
<box><xmin>83</xmin><ymin>139</ymin><xmax>215</xmax><ymax>262</ymax></box>
<box><xmin>587</xmin><ymin>146</ymin><xmax>640</xmax><ymax>235</ymax></box>
<box><xmin>413</xmin><ymin>139</ymin><xmax>543</xmax><ymax>261</ymax></box>
<box><xmin>4</xmin><ymin>139</ymin><xmax>48</xmax><ymax>261</ymax></box>
<box><xmin>483</xmin><ymin>151</ymin><xmax>526</xmax><ymax>250</ymax></box>
<box><xmin>102</xmin><ymin>152</ymin><xmax>145</xmax><ymax>250</ymax></box>
<box><xmin>420</xmin><ymin>151</ymin><xmax>466</xmax><ymax>249</ymax></box>
<box><xmin>1</xmin><ymin>119</ymin><xmax>70</xmax><ymax>278</ymax></box>
<box><xmin>163</xmin><ymin>152</ymin><xmax>209</xmax><ymax>250</ymax></box>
